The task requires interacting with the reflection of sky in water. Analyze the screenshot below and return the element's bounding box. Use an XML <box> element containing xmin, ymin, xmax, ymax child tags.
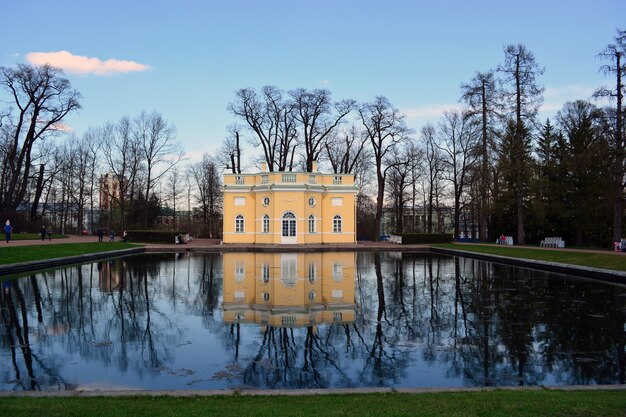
<box><xmin>1</xmin><ymin>252</ymin><xmax>625</xmax><ymax>391</ymax></box>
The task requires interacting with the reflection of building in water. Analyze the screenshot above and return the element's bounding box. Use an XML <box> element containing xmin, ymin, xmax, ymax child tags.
<box><xmin>223</xmin><ymin>252</ymin><xmax>356</xmax><ymax>328</ymax></box>
<box><xmin>98</xmin><ymin>260</ymin><xmax>125</xmax><ymax>292</ymax></box>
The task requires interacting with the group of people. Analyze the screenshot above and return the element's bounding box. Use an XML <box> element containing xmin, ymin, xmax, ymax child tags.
<box><xmin>96</xmin><ymin>228</ymin><xmax>127</xmax><ymax>243</ymax></box>
<box><xmin>3</xmin><ymin>220</ymin><xmax>130</xmax><ymax>244</ymax></box>
<box><xmin>39</xmin><ymin>225</ymin><xmax>53</xmax><ymax>241</ymax></box>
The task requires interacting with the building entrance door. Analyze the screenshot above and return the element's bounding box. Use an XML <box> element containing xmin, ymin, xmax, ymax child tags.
<box><xmin>281</xmin><ymin>212</ymin><xmax>297</xmax><ymax>244</ymax></box>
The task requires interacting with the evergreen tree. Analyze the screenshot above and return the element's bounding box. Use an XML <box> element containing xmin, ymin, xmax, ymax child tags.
<box><xmin>493</xmin><ymin>120</ymin><xmax>534</xmax><ymax>241</ymax></box>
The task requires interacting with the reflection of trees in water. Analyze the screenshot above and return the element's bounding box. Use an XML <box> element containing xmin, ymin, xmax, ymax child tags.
<box><xmin>1</xmin><ymin>252</ymin><xmax>625</xmax><ymax>391</ymax></box>
<box><xmin>0</xmin><ymin>253</ymin><xmax>224</xmax><ymax>391</ymax></box>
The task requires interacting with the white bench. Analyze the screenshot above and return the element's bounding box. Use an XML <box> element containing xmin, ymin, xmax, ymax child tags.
<box><xmin>389</xmin><ymin>235</ymin><xmax>403</xmax><ymax>244</ymax></box>
<box><xmin>540</xmin><ymin>237</ymin><xmax>564</xmax><ymax>248</ymax></box>
<box><xmin>496</xmin><ymin>236</ymin><xmax>513</xmax><ymax>245</ymax></box>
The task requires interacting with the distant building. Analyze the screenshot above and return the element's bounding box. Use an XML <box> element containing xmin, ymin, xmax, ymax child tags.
<box><xmin>222</xmin><ymin>162</ymin><xmax>357</xmax><ymax>244</ymax></box>
<box><xmin>99</xmin><ymin>173</ymin><xmax>122</xmax><ymax>210</ymax></box>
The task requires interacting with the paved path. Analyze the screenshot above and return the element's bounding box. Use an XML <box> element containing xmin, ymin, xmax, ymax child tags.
<box><xmin>5</xmin><ymin>235</ymin><xmax>626</xmax><ymax>256</ymax></box>
<box><xmin>3</xmin><ymin>235</ymin><xmax>417</xmax><ymax>250</ymax></box>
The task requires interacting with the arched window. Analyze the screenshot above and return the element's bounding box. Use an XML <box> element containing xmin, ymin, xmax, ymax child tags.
<box><xmin>282</xmin><ymin>212</ymin><xmax>296</xmax><ymax>237</ymax></box>
<box><xmin>333</xmin><ymin>215</ymin><xmax>342</xmax><ymax>233</ymax></box>
<box><xmin>235</xmin><ymin>215</ymin><xmax>244</xmax><ymax>233</ymax></box>
<box><xmin>263</xmin><ymin>214</ymin><xmax>270</xmax><ymax>233</ymax></box>
<box><xmin>308</xmin><ymin>215</ymin><xmax>315</xmax><ymax>233</ymax></box>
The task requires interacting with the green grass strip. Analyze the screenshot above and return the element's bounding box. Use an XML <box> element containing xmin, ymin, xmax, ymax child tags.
<box><xmin>435</xmin><ymin>243</ymin><xmax>626</xmax><ymax>271</ymax></box>
<box><xmin>0</xmin><ymin>391</ymin><xmax>625</xmax><ymax>417</ymax></box>
<box><xmin>0</xmin><ymin>242</ymin><xmax>139</xmax><ymax>265</ymax></box>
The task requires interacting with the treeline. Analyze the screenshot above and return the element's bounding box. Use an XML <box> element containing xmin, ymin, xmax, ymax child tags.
<box><xmin>0</xmin><ymin>64</ymin><xmax>222</xmax><ymax>237</ymax></box>
<box><xmin>1</xmin><ymin>30</ymin><xmax>623</xmax><ymax>244</ymax></box>
<box><xmin>224</xmin><ymin>30</ymin><xmax>625</xmax><ymax>246</ymax></box>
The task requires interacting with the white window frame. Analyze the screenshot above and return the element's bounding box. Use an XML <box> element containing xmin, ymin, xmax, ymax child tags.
<box><xmin>333</xmin><ymin>175</ymin><xmax>342</xmax><ymax>185</ymax></box>
<box><xmin>263</xmin><ymin>214</ymin><xmax>270</xmax><ymax>233</ymax></box>
<box><xmin>333</xmin><ymin>215</ymin><xmax>342</xmax><ymax>233</ymax></box>
<box><xmin>262</xmin><ymin>262</ymin><xmax>270</xmax><ymax>283</ymax></box>
<box><xmin>308</xmin><ymin>262</ymin><xmax>316</xmax><ymax>282</ymax></box>
<box><xmin>236</xmin><ymin>175</ymin><xmax>244</xmax><ymax>185</ymax></box>
<box><xmin>282</xmin><ymin>211</ymin><xmax>296</xmax><ymax>237</ymax></box>
<box><xmin>333</xmin><ymin>262</ymin><xmax>343</xmax><ymax>281</ymax></box>
<box><xmin>235</xmin><ymin>215</ymin><xmax>245</xmax><ymax>233</ymax></box>
<box><xmin>308</xmin><ymin>215</ymin><xmax>315</xmax><ymax>233</ymax></box>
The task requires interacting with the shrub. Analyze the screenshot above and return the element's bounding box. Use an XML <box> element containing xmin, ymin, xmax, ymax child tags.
<box><xmin>126</xmin><ymin>230</ymin><xmax>187</xmax><ymax>244</ymax></box>
<box><xmin>396</xmin><ymin>233</ymin><xmax>453</xmax><ymax>244</ymax></box>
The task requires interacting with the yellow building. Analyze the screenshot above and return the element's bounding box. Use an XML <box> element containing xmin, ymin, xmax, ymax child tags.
<box><xmin>222</xmin><ymin>252</ymin><xmax>356</xmax><ymax>328</ymax></box>
<box><xmin>222</xmin><ymin>163</ymin><xmax>357</xmax><ymax>244</ymax></box>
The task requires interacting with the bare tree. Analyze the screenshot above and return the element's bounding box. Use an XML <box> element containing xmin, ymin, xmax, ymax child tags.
<box><xmin>359</xmin><ymin>96</ymin><xmax>410</xmax><ymax>240</ymax></box>
<box><xmin>28</xmin><ymin>141</ymin><xmax>62</xmax><ymax>224</ymax></box>
<box><xmin>594</xmin><ymin>28</ymin><xmax>626</xmax><ymax>242</ymax></box>
<box><xmin>228</xmin><ymin>86</ymin><xmax>298</xmax><ymax>172</ymax></box>
<box><xmin>84</xmin><ymin>127</ymin><xmax>103</xmax><ymax>232</ymax></box>
<box><xmin>102</xmin><ymin>118</ymin><xmax>142</xmax><ymax>230</ymax></box>
<box><xmin>421</xmin><ymin>124</ymin><xmax>443</xmax><ymax>233</ymax></box>
<box><xmin>218</xmin><ymin>125</ymin><xmax>243</xmax><ymax>173</ymax></box>
<box><xmin>436</xmin><ymin>110</ymin><xmax>480</xmax><ymax>239</ymax></box>
<box><xmin>190</xmin><ymin>154</ymin><xmax>222</xmax><ymax>238</ymax></box>
<box><xmin>325</xmin><ymin>125</ymin><xmax>369</xmax><ymax>174</ymax></box>
<box><xmin>165</xmin><ymin>166</ymin><xmax>185</xmax><ymax>229</ymax></box>
<box><xmin>65</xmin><ymin>136</ymin><xmax>93</xmax><ymax>233</ymax></box>
<box><xmin>461</xmin><ymin>71</ymin><xmax>499</xmax><ymax>241</ymax></box>
<box><xmin>134</xmin><ymin>111</ymin><xmax>182</xmax><ymax>228</ymax></box>
<box><xmin>497</xmin><ymin>44</ymin><xmax>544</xmax><ymax>244</ymax></box>
<box><xmin>385</xmin><ymin>143</ymin><xmax>417</xmax><ymax>233</ymax></box>
<box><xmin>290</xmin><ymin>88</ymin><xmax>356</xmax><ymax>171</ymax></box>
<box><xmin>0</xmin><ymin>64</ymin><xmax>81</xmax><ymax>214</ymax></box>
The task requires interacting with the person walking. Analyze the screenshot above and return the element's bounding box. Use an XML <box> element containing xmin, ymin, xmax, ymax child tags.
<box><xmin>4</xmin><ymin>221</ymin><xmax>12</xmax><ymax>243</ymax></box>
<box><xmin>122</xmin><ymin>230</ymin><xmax>127</xmax><ymax>243</ymax></box>
<box><xmin>109</xmin><ymin>230</ymin><xmax>115</xmax><ymax>242</ymax></box>
<box><xmin>47</xmin><ymin>227</ymin><xmax>52</xmax><ymax>241</ymax></box>
<box><xmin>97</xmin><ymin>227</ymin><xmax>104</xmax><ymax>242</ymax></box>
<box><xmin>40</xmin><ymin>225</ymin><xmax>47</xmax><ymax>241</ymax></box>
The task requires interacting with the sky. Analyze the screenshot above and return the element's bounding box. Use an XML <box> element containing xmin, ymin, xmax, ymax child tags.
<box><xmin>1</xmin><ymin>0</ymin><xmax>624</xmax><ymax>164</ymax></box>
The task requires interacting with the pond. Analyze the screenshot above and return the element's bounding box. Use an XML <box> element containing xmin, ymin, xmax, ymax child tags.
<box><xmin>1</xmin><ymin>252</ymin><xmax>625</xmax><ymax>391</ymax></box>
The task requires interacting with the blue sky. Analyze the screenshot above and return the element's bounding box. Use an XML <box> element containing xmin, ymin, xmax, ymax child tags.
<box><xmin>1</xmin><ymin>0</ymin><xmax>624</xmax><ymax>161</ymax></box>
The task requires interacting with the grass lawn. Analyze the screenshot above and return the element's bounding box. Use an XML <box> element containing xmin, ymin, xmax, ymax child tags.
<box><xmin>10</xmin><ymin>233</ymin><xmax>67</xmax><ymax>240</ymax></box>
<box><xmin>435</xmin><ymin>243</ymin><xmax>626</xmax><ymax>271</ymax></box>
<box><xmin>0</xmin><ymin>242</ymin><xmax>139</xmax><ymax>265</ymax></box>
<box><xmin>0</xmin><ymin>390</ymin><xmax>625</xmax><ymax>417</ymax></box>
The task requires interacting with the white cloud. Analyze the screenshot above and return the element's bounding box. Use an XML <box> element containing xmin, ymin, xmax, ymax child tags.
<box><xmin>540</xmin><ymin>83</ymin><xmax>609</xmax><ymax>114</ymax></box>
<box><xmin>50</xmin><ymin>122</ymin><xmax>73</xmax><ymax>133</ymax></box>
<box><xmin>25</xmin><ymin>50</ymin><xmax>151</xmax><ymax>76</ymax></box>
<box><xmin>318</xmin><ymin>80</ymin><xmax>331</xmax><ymax>87</ymax></box>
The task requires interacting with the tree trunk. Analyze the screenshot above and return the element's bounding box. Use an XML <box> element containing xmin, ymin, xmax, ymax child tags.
<box><xmin>374</xmin><ymin>171</ymin><xmax>385</xmax><ymax>241</ymax></box>
<box><xmin>29</xmin><ymin>164</ymin><xmax>45</xmax><ymax>223</ymax></box>
<box><xmin>614</xmin><ymin>51</ymin><xmax>623</xmax><ymax>243</ymax></box>
<box><xmin>480</xmin><ymin>80</ymin><xmax>488</xmax><ymax>241</ymax></box>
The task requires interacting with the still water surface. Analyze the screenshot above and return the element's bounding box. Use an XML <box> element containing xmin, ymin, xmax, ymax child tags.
<box><xmin>1</xmin><ymin>252</ymin><xmax>625</xmax><ymax>391</ymax></box>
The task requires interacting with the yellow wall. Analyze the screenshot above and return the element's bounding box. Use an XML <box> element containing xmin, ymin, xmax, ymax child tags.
<box><xmin>222</xmin><ymin>252</ymin><xmax>356</xmax><ymax>327</ymax></box>
<box><xmin>223</xmin><ymin>170</ymin><xmax>357</xmax><ymax>244</ymax></box>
